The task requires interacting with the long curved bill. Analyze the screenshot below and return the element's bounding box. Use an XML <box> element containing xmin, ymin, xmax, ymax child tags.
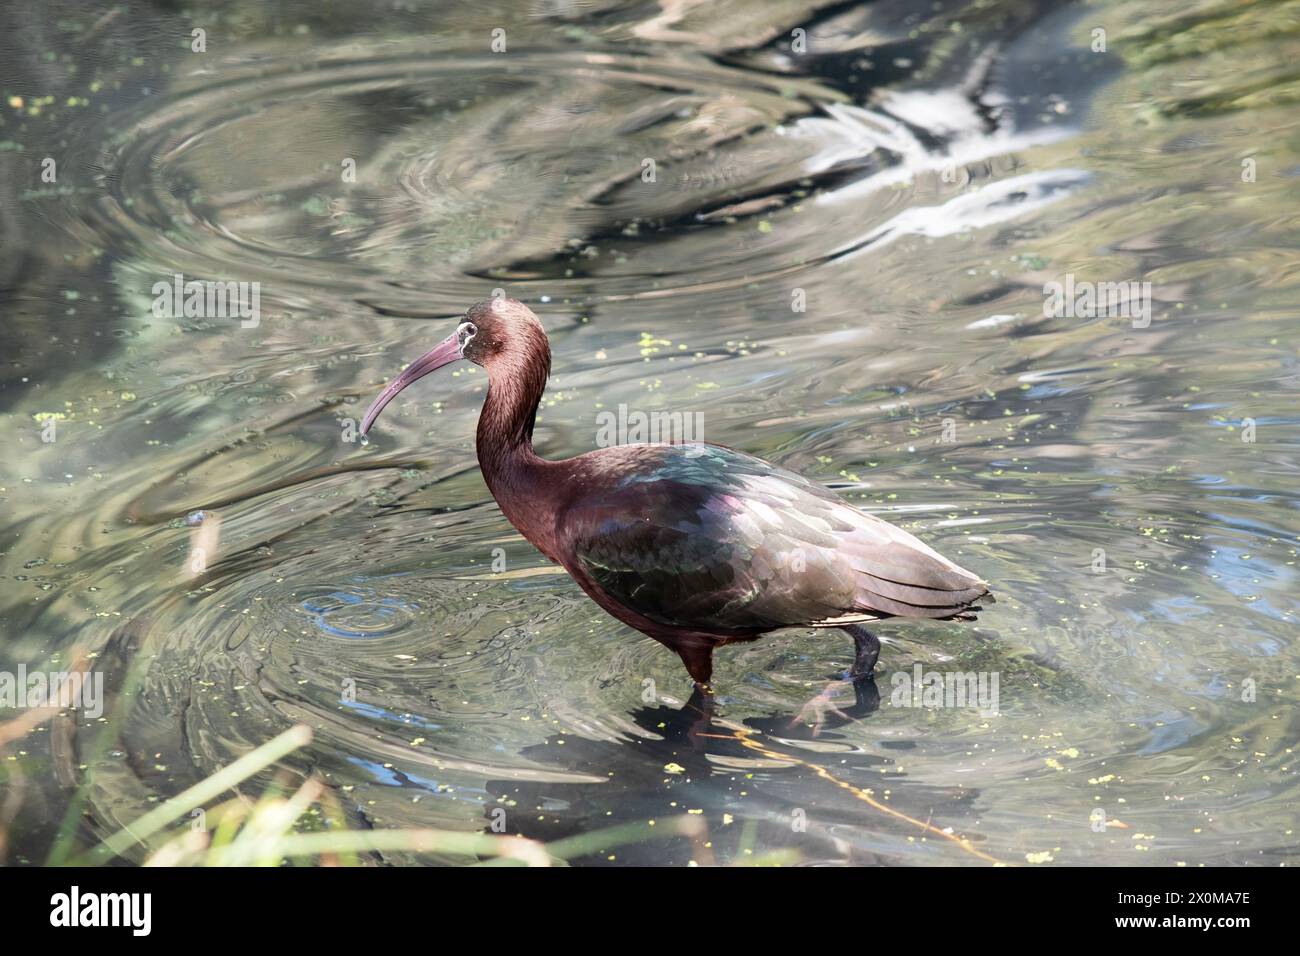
<box><xmin>360</xmin><ymin>332</ymin><xmax>462</xmax><ymax>435</ymax></box>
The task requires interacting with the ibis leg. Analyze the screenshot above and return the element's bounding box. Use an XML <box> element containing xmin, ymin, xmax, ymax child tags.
<box><xmin>675</xmin><ymin>641</ymin><xmax>714</xmax><ymax>689</ymax></box>
<box><xmin>844</xmin><ymin>624</ymin><xmax>880</xmax><ymax>679</ymax></box>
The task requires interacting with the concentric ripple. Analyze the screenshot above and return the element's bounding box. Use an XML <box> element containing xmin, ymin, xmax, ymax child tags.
<box><xmin>90</xmin><ymin>34</ymin><xmax>1095</xmax><ymax>321</ymax></box>
<box><xmin>294</xmin><ymin>584</ymin><xmax>420</xmax><ymax>639</ymax></box>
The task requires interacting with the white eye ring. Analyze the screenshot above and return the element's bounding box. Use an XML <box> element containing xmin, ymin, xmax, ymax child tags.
<box><xmin>457</xmin><ymin>322</ymin><xmax>477</xmax><ymax>351</ymax></box>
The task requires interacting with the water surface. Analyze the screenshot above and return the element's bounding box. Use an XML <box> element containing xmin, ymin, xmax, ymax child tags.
<box><xmin>1</xmin><ymin>0</ymin><xmax>1298</xmax><ymax>865</ymax></box>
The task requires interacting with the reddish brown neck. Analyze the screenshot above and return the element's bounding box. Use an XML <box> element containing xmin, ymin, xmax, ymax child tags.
<box><xmin>474</xmin><ymin>340</ymin><xmax>559</xmax><ymax>556</ymax></box>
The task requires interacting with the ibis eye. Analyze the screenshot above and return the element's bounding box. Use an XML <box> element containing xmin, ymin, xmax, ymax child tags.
<box><xmin>457</xmin><ymin>322</ymin><xmax>477</xmax><ymax>349</ymax></box>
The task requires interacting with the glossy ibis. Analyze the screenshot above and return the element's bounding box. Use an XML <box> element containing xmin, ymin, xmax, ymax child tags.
<box><xmin>361</xmin><ymin>298</ymin><xmax>990</xmax><ymax>688</ymax></box>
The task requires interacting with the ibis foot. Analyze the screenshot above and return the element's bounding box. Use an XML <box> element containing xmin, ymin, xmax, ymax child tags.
<box><xmin>790</xmin><ymin>680</ymin><xmax>852</xmax><ymax>736</ymax></box>
<box><xmin>788</xmin><ymin>674</ymin><xmax>882</xmax><ymax>737</ymax></box>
